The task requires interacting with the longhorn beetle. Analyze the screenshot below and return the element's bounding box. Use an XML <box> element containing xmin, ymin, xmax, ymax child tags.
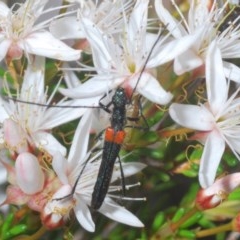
<box><xmin>91</xmin><ymin>87</ymin><xmax>128</xmax><ymax>209</ymax></box>
<box><xmin>90</xmin><ymin>32</ymin><xmax>163</xmax><ymax>210</ymax></box>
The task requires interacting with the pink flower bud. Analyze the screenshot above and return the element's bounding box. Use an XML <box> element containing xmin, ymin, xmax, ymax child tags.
<box><xmin>196</xmin><ymin>173</ymin><xmax>240</xmax><ymax>210</ymax></box>
<box><xmin>15</xmin><ymin>152</ymin><xmax>44</xmax><ymax>194</ymax></box>
<box><xmin>196</xmin><ymin>189</ymin><xmax>223</xmax><ymax>210</ymax></box>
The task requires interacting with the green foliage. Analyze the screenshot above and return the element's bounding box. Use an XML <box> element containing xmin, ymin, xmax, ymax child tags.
<box><xmin>0</xmin><ymin>213</ymin><xmax>27</xmax><ymax>240</ymax></box>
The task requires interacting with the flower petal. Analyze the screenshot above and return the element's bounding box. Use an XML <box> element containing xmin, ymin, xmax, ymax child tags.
<box><xmin>206</xmin><ymin>41</ymin><xmax>228</xmax><ymax>113</ymax></box>
<box><xmin>222</xmin><ymin>125</ymin><xmax>240</xmax><ymax>161</ymax></box>
<box><xmin>68</xmin><ymin>110</ymin><xmax>93</xmax><ymax>169</ymax></box>
<box><xmin>52</xmin><ymin>151</ymin><xmax>68</xmax><ymax>184</ymax></box>
<box><xmin>112</xmin><ymin>162</ymin><xmax>146</xmax><ymax>182</ymax></box>
<box><xmin>75</xmin><ymin>196</ymin><xmax>95</xmax><ymax>232</ymax></box>
<box><xmin>127</xmin><ymin>0</ymin><xmax>149</xmax><ymax>46</ymax></box>
<box><xmin>33</xmin><ymin>131</ymin><xmax>66</xmax><ymax>156</ymax></box>
<box><xmin>169</xmin><ymin>103</ymin><xmax>214</xmax><ymax>131</ymax></box>
<box><xmin>63</xmin><ymin>66</ymin><xmax>82</xmax><ymax>88</ymax></box>
<box><xmin>188</xmin><ymin>0</ymin><xmax>209</xmax><ymax>31</ymax></box>
<box><xmin>15</xmin><ymin>152</ymin><xmax>44</xmax><ymax>194</ymax></box>
<box><xmin>20</xmin><ymin>56</ymin><xmax>45</xmax><ymax>102</ymax></box>
<box><xmin>0</xmin><ymin>37</ymin><xmax>11</xmax><ymax>61</ymax></box>
<box><xmin>173</xmin><ymin>50</ymin><xmax>203</xmax><ymax>75</ymax></box>
<box><xmin>80</xmin><ymin>17</ymin><xmax>114</xmax><ymax>69</ymax></box>
<box><xmin>39</xmin><ymin>97</ymin><xmax>99</xmax><ymax>129</ymax></box>
<box><xmin>148</xmin><ymin>34</ymin><xmax>202</xmax><ymax>67</ymax></box>
<box><xmin>50</xmin><ymin>17</ymin><xmax>85</xmax><ymax>40</ymax></box>
<box><xmin>0</xmin><ymin>2</ymin><xmax>10</xmax><ymax>17</ymax></box>
<box><xmin>223</xmin><ymin>61</ymin><xmax>240</xmax><ymax>83</ymax></box>
<box><xmin>129</xmin><ymin>72</ymin><xmax>173</xmax><ymax>105</ymax></box>
<box><xmin>199</xmin><ymin>131</ymin><xmax>225</xmax><ymax>188</ymax></box>
<box><xmin>123</xmin><ymin>162</ymin><xmax>146</xmax><ymax>177</ymax></box>
<box><xmin>21</xmin><ymin>31</ymin><xmax>81</xmax><ymax>61</ymax></box>
<box><xmin>99</xmin><ymin>198</ymin><xmax>144</xmax><ymax>227</ymax></box>
<box><xmin>59</xmin><ymin>77</ymin><xmax>111</xmax><ymax>98</ymax></box>
<box><xmin>154</xmin><ymin>0</ymin><xmax>186</xmax><ymax>38</ymax></box>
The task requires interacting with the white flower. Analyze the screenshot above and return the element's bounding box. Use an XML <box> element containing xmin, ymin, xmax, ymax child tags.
<box><xmin>155</xmin><ymin>0</ymin><xmax>240</xmax><ymax>82</ymax></box>
<box><xmin>0</xmin><ymin>0</ymin><xmax>81</xmax><ymax>61</ymax></box>
<box><xmin>59</xmin><ymin>0</ymin><xmax>199</xmax><ymax>105</ymax></box>
<box><xmin>2</xmin><ymin>57</ymin><xmax>98</xmax><ymax>156</ymax></box>
<box><xmin>169</xmin><ymin>41</ymin><xmax>240</xmax><ymax>188</ymax></box>
<box><xmin>50</xmin><ymin>0</ymin><xmax>134</xmax><ymax>39</ymax></box>
<box><xmin>43</xmin><ymin>110</ymin><xmax>145</xmax><ymax>232</ymax></box>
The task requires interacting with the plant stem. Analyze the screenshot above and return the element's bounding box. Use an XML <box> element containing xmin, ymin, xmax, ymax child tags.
<box><xmin>15</xmin><ymin>226</ymin><xmax>47</xmax><ymax>240</ymax></box>
<box><xmin>196</xmin><ymin>222</ymin><xmax>232</xmax><ymax>238</ymax></box>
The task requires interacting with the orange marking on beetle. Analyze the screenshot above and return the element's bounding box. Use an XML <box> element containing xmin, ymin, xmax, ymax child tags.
<box><xmin>105</xmin><ymin>127</ymin><xmax>126</xmax><ymax>144</ymax></box>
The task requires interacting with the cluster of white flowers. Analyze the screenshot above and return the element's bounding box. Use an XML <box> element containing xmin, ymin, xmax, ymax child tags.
<box><xmin>0</xmin><ymin>0</ymin><xmax>240</xmax><ymax>235</ymax></box>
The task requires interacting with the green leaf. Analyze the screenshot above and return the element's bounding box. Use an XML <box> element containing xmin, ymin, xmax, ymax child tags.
<box><xmin>152</xmin><ymin>212</ymin><xmax>165</xmax><ymax>231</ymax></box>
<box><xmin>177</xmin><ymin>229</ymin><xmax>196</xmax><ymax>238</ymax></box>
<box><xmin>172</xmin><ymin>208</ymin><xmax>185</xmax><ymax>223</ymax></box>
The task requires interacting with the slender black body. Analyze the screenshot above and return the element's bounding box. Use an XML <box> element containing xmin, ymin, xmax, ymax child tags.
<box><xmin>91</xmin><ymin>87</ymin><xmax>128</xmax><ymax>210</ymax></box>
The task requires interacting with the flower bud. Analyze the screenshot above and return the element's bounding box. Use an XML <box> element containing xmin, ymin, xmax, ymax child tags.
<box><xmin>196</xmin><ymin>173</ymin><xmax>240</xmax><ymax>210</ymax></box>
<box><xmin>195</xmin><ymin>189</ymin><xmax>224</xmax><ymax>210</ymax></box>
<box><xmin>15</xmin><ymin>152</ymin><xmax>44</xmax><ymax>194</ymax></box>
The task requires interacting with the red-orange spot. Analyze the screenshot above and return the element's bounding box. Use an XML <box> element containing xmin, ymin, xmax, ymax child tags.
<box><xmin>105</xmin><ymin>127</ymin><xmax>126</xmax><ymax>144</ymax></box>
<box><xmin>122</xmin><ymin>83</ymin><xmax>133</xmax><ymax>99</ymax></box>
